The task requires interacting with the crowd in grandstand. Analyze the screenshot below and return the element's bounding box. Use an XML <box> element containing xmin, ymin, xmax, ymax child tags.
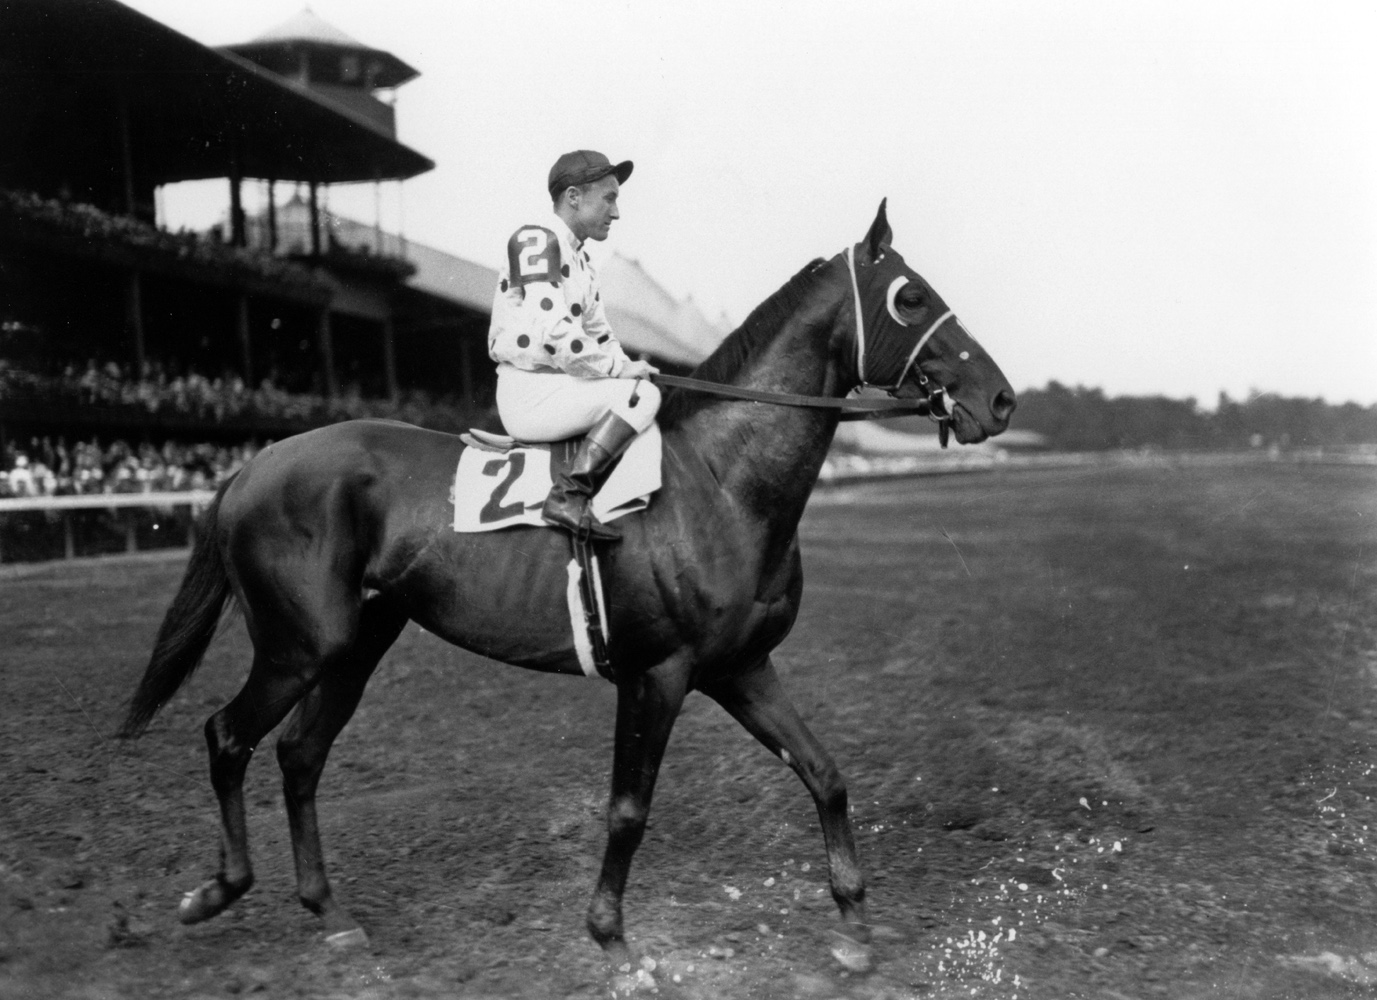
<box><xmin>1</xmin><ymin>186</ymin><xmax>327</xmax><ymax>294</ymax></box>
<box><xmin>0</xmin><ymin>356</ymin><xmax>498</xmax><ymax>500</ymax></box>
<box><xmin>0</xmin><ymin>357</ymin><xmax>483</xmax><ymax>431</ymax></box>
<box><xmin>1</xmin><ymin>436</ymin><xmax>257</xmax><ymax>498</ymax></box>
<box><xmin>3</xmin><ymin>357</ymin><xmax>353</xmax><ymax>423</ymax></box>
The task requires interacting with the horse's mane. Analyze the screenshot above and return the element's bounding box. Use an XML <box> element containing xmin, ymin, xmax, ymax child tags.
<box><xmin>658</xmin><ymin>257</ymin><xmax>828</xmax><ymax>427</ymax></box>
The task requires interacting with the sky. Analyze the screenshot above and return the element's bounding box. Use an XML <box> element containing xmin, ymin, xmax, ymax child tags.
<box><xmin>122</xmin><ymin>0</ymin><xmax>1377</xmax><ymax>406</ymax></box>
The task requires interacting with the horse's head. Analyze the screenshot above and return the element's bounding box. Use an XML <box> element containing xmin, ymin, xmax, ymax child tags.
<box><xmin>843</xmin><ymin>201</ymin><xmax>1015</xmax><ymax>444</ymax></box>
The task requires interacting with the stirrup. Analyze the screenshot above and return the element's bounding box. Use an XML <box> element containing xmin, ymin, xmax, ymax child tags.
<box><xmin>542</xmin><ymin>498</ymin><xmax>621</xmax><ymax>542</ymax></box>
<box><xmin>576</xmin><ymin>513</ymin><xmax>621</xmax><ymax>543</ymax></box>
<box><xmin>557</xmin><ymin>511</ymin><xmax>621</xmax><ymax>543</ymax></box>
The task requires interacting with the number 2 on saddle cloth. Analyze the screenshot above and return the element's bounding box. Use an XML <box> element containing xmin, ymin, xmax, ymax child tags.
<box><xmin>477</xmin><ymin>451</ymin><xmax>530</xmax><ymax>524</ymax></box>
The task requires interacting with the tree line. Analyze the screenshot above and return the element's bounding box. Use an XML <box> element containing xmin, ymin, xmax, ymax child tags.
<box><xmin>1013</xmin><ymin>382</ymin><xmax>1377</xmax><ymax>451</ymax></box>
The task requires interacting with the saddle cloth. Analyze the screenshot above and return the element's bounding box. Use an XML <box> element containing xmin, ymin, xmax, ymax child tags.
<box><xmin>452</xmin><ymin>422</ymin><xmax>662</xmax><ymax>533</ymax></box>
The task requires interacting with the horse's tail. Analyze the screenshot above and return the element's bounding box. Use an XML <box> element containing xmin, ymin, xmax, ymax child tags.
<box><xmin>117</xmin><ymin>478</ymin><xmax>237</xmax><ymax>738</ymax></box>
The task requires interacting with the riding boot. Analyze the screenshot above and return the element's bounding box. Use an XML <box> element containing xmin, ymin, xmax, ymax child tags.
<box><xmin>542</xmin><ymin>410</ymin><xmax>641</xmax><ymax>542</ymax></box>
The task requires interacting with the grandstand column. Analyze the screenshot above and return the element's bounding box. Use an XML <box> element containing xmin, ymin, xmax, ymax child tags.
<box><xmin>229</xmin><ymin>156</ymin><xmax>246</xmax><ymax>247</ymax></box>
<box><xmin>266</xmin><ymin>178</ymin><xmax>278</xmax><ymax>252</ymax></box>
<box><xmin>116</xmin><ymin>89</ymin><xmax>136</xmax><ymax>216</ymax></box>
<box><xmin>317</xmin><ymin>308</ymin><xmax>339</xmax><ymax>397</ymax></box>
<box><xmin>382</xmin><ymin>315</ymin><xmax>399</xmax><ymax>402</ymax></box>
<box><xmin>125</xmin><ymin>271</ymin><xmax>146</xmax><ymax>369</ymax></box>
<box><xmin>236</xmin><ymin>293</ymin><xmax>254</xmax><ymax>386</ymax></box>
<box><xmin>308</xmin><ymin>181</ymin><xmax>322</xmax><ymax>257</ymax></box>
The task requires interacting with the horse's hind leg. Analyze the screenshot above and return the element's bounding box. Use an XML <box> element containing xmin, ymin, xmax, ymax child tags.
<box><xmin>179</xmin><ymin>648</ymin><xmax>331</xmax><ymax>925</ymax></box>
<box><xmin>276</xmin><ymin>596</ymin><xmax>407</xmax><ymax>945</ymax></box>
<box><xmin>180</xmin><ymin>558</ymin><xmax>365</xmax><ymax>926</ymax></box>
<box><xmin>701</xmin><ymin>656</ymin><xmax>872</xmax><ymax>971</ymax></box>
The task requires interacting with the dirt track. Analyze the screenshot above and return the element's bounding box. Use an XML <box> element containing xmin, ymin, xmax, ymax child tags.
<box><xmin>2</xmin><ymin>459</ymin><xmax>1375</xmax><ymax>999</ymax></box>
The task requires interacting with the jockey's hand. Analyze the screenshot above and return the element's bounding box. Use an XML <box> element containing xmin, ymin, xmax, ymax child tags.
<box><xmin>620</xmin><ymin>359</ymin><xmax>660</xmax><ymax>379</ymax></box>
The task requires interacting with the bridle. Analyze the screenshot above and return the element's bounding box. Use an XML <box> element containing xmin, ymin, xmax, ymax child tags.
<box><xmin>650</xmin><ymin>245</ymin><xmax>961</xmax><ymax>442</ymax></box>
<box><xmin>843</xmin><ymin>245</ymin><xmax>957</xmax><ymax>444</ymax></box>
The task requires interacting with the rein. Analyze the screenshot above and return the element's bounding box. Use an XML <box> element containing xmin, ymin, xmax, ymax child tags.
<box><xmin>649</xmin><ymin>372</ymin><xmax>932</xmax><ymax>422</ymax></box>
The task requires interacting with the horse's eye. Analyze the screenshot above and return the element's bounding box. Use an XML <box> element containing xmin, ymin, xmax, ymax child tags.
<box><xmin>885</xmin><ymin>277</ymin><xmax>916</xmax><ymax>326</ymax></box>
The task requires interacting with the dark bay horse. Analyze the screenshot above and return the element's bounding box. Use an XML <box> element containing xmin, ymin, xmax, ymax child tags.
<box><xmin>119</xmin><ymin>202</ymin><xmax>1015</xmax><ymax>981</ymax></box>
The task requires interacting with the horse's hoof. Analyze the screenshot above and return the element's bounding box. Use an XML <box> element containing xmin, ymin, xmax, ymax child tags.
<box><xmin>828</xmin><ymin>928</ymin><xmax>873</xmax><ymax>972</ymax></box>
<box><xmin>178</xmin><ymin>880</ymin><xmax>233</xmax><ymax>925</ymax></box>
<box><xmin>325</xmin><ymin>927</ymin><xmax>370</xmax><ymax>950</ymax></box>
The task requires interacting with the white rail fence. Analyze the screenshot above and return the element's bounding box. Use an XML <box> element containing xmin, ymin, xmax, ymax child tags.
<box><xmin>0</xmin><ymin>491</ymin><xmax>215</xmax><ymax>563</ymax></box>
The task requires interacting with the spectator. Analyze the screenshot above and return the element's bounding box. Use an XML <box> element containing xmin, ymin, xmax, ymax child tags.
<box><xmin>6</xmin><ymin>454</ymin><xmax>34</xmax><ymax>496</ymax></box>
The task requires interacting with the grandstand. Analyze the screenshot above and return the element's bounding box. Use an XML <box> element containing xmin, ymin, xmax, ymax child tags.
<box><xmin>0</xmin><ymin>1</ymin><xmax>725</xmax><ymax>560</ymax></box>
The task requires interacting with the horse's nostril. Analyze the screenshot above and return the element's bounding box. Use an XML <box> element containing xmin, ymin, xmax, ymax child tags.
<box><xmin>992</xmin><ymin>389</ymin><xmax>1016</xmax><ymax>422</ymax></box>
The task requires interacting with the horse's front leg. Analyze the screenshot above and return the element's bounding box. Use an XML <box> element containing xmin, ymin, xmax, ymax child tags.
<box><xmin>701</xmin><ymin>655</ymin><xmax>872</xmax><ymax>971</ymax></box>
<box><xmin>587</xmin><ymin>661</ymin><xmax>688</xmax><ymax>979</ymax></box>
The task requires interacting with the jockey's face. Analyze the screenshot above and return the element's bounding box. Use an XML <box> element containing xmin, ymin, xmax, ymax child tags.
<box><xmin>565</xmin><ymin>174</ymin><xmax>621</xmax><ymax>243</ymax></box>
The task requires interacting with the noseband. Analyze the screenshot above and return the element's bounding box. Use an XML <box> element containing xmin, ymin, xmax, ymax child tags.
<box><xmin>844</xmin><ymin>246</ymin><xmax>956</xmax><ymax>444</ymax></box>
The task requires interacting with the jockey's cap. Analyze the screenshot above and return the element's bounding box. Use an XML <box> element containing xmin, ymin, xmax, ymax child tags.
<box><xmin>548</xmin><ymin>150</ymin><xmax>633</xmax><ymax>199</ymax></box>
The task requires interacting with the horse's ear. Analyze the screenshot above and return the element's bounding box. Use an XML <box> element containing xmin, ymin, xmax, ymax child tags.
<box><xmin>864</xmin><ymin>198</ymin><xmax>892</xmax><ymax>259</ymax></box>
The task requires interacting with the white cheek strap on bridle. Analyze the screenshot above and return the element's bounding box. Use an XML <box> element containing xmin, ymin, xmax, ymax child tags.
<box><xmin>845</xmin><ymin>246</ymin><xmax>955</xmax><ymax>399</ymax></box>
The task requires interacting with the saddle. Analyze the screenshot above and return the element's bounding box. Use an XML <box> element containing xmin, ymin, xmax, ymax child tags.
<box><xmin>458</xmin><ymin>427</ymin><xmax>535</xmax><ymax>453</ymax></box>
<box><xmin>451</xmin><ymin>424</ymin><xmax>661</xmax><ymax>534</ymax></box>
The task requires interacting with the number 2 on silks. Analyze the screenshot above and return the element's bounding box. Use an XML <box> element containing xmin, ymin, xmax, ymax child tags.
<box><xmin>518</xmin><ymin>230</ymin><xmax>548</xmax><ymax>277</ymax></box>
<box><xmin>478</xmin><ymin>453</ymin><xmax>527</xmax><ymax>523</ymax></box>
<box><xmin>506</xmin><ymin>227</ymin><xmax>561</xmax><ymax>287</ymax></box>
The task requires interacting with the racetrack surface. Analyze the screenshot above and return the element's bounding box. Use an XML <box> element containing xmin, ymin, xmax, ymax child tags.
<box><xmin>1</xmin><ymin>460</ymin><xmax>1374</xmax><ymax>999</ymax></box>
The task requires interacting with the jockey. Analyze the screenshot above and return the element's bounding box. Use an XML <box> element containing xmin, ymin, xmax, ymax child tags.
<box><xmin>488</xmin><ymin>150</ymin><xmax>661</xmax><ymax>542</ymax></box>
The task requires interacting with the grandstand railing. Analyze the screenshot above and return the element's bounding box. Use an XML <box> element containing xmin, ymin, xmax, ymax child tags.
<box><xmin>0</xmin><ymin>491</ymin><xmax>214</xmax><ymax>564</ymax></box>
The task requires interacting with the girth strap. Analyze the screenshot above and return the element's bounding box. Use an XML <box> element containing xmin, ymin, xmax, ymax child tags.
<box><xmin>569</xmin><ymin>534</ymin><xmax>613</xmax><ymax>680</ymax></box>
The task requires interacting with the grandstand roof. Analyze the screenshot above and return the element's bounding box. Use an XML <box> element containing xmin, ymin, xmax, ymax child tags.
<box><xmin>598</xmin><ymin>255</ymin><xmax>726</xmax><ymax>362</ymax></box>
<box><xmin>224</xmin><ymin>8</ymin><xmax>421</xmax><ymax>90</ymax></box>
<box><xmin>0</xmin><ymin>0</ymin><xmax>433</xmax><ymax>194</ymax></box>
<box><xmin>253</xmin><ymin>8</ymin><xmax>368</xmax><ymax>47</ymax></box>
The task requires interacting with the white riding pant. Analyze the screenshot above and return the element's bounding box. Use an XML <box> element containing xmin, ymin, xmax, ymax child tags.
<box><xmin>495</xmin><ymin>364</ymin><xmax>662</xmax><ymax>442</ymax></box>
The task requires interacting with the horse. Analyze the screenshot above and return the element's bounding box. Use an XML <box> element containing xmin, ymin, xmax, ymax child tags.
<box><xmin>118</xmin><ymin>201</ymin><xmax>1015</xmax><ymax>985</ymax></box>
